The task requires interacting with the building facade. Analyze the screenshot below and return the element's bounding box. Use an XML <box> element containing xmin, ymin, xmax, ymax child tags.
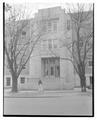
<box><xmin>4</xmin><ymin>7</ymin><xmax>93</xmax><ymax>90</ymax></box>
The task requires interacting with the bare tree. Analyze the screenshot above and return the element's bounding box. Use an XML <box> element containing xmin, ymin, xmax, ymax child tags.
<box><xmin>4</xmin><ymin>3</ymin><xmax>41</xmax><ymax>92</ymax></box>
<box><xmin>49</xmin><ymin>3</ymin><xmax>93</xmax><ymax>92</ymax></box>
<box><xmin>63</xmin><ymin>3</ymin><xmax>93</xmax><ymax>92</ymax></box>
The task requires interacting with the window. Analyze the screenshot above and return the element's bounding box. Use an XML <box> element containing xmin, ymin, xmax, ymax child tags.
<box><xmin>53</xmin><ymin>21</ymin><xmax>57</xmax><ymax>32</ymax></box>
<box><xmin>45</xmin><ymin>60</ymin><xmax>48</xmax><ymax>76</ymax></box>
<box><xmin>48</xmin><ymin>39</ymin><xmax>52</xmax><ymax>49</ymax></box>
<box><xmin>79</xmin><ymin>40</ymin><xmax>83</xmax><ymax>47</ymax></box>
<box><xmin>48</xmin><ymin>22</ymin><xmax>52</xmax><ymax>32</ymax></box>
<box><xmin>89</xmin><ymin>61</ymin><xmax>92</xmax><ymax>66</ymax></box>
<box><xmin>88</xmin><ymin>42</ymin><xmax>90</xmax><ymax>46</ymax></box>
<box><xmin>20</xmin><ymin>77</ymin><xmax>25</xmax><ymax>84</ymax></box>
<box><xmin>22</xmin><ymin>31</ymin><xmax>26</xmax><ymax>35</ymax></box>
<box><xmin>42</xmin><ymin>40</ymin><xmax>47</xmax><ymax>49</ymax></box>
<box><xmin>44</xmin><ymin>59</ymin><xmax>48</xmax><ymax>76</ymax></box>
<box><xmin>48</xmin><ymin>39</ymin><xmax>58</xmax><ymax>49</ymax></box>
<box><xmin>67</xmin><ymin>20</ymin><xmax>70</xmax><ymax>30</ymax></box>
<box><xmin>23</xmin><ymin>65</ymin><xmax>26</xmax><ymax>69</ymax></box>
<box><xmin>57</xmin><ymin>66</ymin><xmax>60</xmax><ymax>77</ymax></box>
<box><xmin>42</xmin><ymin>19</ymin><xmax>58</xmax><ymax>33</ymax></box>
<box><xmin>51</xmin><ymin>67</ymin><xmax>54</xmax><ymax>76</ymax></box>
<box><xmin>88</xmin><ymin>41</ymin><xmax>92</xmax><ymax>47</ymax></box>
<box><xmin>42</xmin><ymin>23</ymin><xmax>47</xmax><ymax>32</ymax></box>
<box><xmin>42</xmin><ymin>57</ymin><xmax>60</xmax><ymax>77</ymax></box>
<box><xmin>6</xmin><ymin>77</ymin><xmax>11</xmax><ymax>86</ymax></box>
<box><xmin>53</xmin><ymin>39</ymin><xmax>57</xmax><ymax>48</ymax></box>
<box><xmin>55</xmin><ymin>60</ymin><xmax>60</xmax><ymax>77</ymax></box>
<box><xmin>90</xmin><ymin>76</ymin><xmax>92</xmax><ymax>84</ymax></box>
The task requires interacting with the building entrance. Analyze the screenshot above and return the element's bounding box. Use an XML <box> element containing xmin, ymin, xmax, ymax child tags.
<box><xmin>41</xmin><ymin>57</ymin><xmax>60</xmax><ymax>78</ymax></box>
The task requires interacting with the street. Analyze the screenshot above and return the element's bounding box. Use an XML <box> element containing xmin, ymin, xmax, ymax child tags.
<box><xmin>4</xmin><ymin>91</ymin><xmax>92</xmax><ymax>116</ymax></box>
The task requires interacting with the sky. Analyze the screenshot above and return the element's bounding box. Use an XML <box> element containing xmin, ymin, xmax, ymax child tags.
<box><xmin>8</xmin><ymin>2</ymin><xmax>67</xmax><ymax>18</ymax></box>
<box><xmin>6</xmin><ymin>2</ymin><xmax>93</xmax><ymax>19</ymax></box>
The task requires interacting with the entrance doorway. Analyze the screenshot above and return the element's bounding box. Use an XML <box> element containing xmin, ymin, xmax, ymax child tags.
<box><xmin>41</xmin><ymin>57</ymin><xmax>60</xmax><ymax>78</ymax></box>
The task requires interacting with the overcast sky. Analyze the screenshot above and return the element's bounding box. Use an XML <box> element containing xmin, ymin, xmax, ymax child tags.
<box><xmin>6</xmin><ymin>2</ymin><xmax>93</xmax><ymax>19</ymax></box>
<box><xmin>8</xmin><ymin>2</ymin><xmax>67</xmax><ymax>18</ymax></box>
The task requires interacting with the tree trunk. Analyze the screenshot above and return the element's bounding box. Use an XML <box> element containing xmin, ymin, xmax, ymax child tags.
<box><xmin>83</xmin><ymin>76</ymin><xmax>86</xmax><ymax>92</ymax></box>
<box><xmin>80</xmin><ymin>75</ymin><xmax>86</xmax><ymax>92</ymax></box>
<box><xmin>12</xmin><ymin>75</ymin><xmax>18</xmax><ymax>92</ymax></box>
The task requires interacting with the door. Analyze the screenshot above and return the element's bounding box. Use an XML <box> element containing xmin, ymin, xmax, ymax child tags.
<box><xmin>42</xmin><ymin>57</ymin><xmax>60</xmax><ymax>78</ymax></box>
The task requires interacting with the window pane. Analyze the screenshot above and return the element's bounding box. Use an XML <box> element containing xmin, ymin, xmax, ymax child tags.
<box><xmin>42</xmin><ymin>23</ymin><xmax>47</xmax><ymax>32</ymax></box>
<box><xmin>55</xmin><ymin>58</ymin><xmax>60</xmax><ymax>77</ymax></box>
<box><xmin>48</xmin><ymin>40</ymin><xmax>52</xmax><ymax>49</ymax></box>
<box><xmin>57</xmin><ymin>66</ymin><xmax>60</xmax><ymax>77</ymax></box>
<box><xmin>53</xmin><ymin>39</ymin><xmax>57</xmax><ymax>48</ymax></box>
<box><xmin>90</xmin><ymin>76</ymin><xmax>92</xmax><ymax>84</ymax></box>
<box><xmin>44</xmin><ymin>59</ymin><xmax>48</xmax><ymax>76</ymax></box>
<box><xmin>53</xmin><ymin>21</ymin><xmax>57</xmax><ymax>32</ymax></box>
<box><xmin>79</xmin><ymin>40</ymin><xmax>83</xmax><ymax>47</ymax></box>
<box><xmin>48</xmin><ymin>22</ymin><xmax>52</xmax><ymax>32</ymax></box>
<box><xmin>41</xmin><ymin>40</ymin><xmax>47</xmax><ymax>49</ymax></box>
<box><xmin>22</xmin><ymin>31</ymin><xmax>26</xmax><ymax>35</ymax></box>
<box><xmin>67</xmin><ymin>20</ymin><xmax>70</xmax><ymax>30</ymax></box>
<box><xmin>6</xmin><ymin>77</ymin><xmax>11</xmax><ymax>86</ymax></box>
<box><xmin>45</xmin><ymin>59</ymin><xmax>48</xmax><ymax>76</ymax></box>
<box><xmin>51</xmin><ymin>67</ymin><xmax>54</xmax><ymax>75</ymax></box>
<box><xmin>21</xmin><ymin>77</ymin><xmax>25</xmax><ymax>84</ymax></box>
<box><xmin>42</xmin><ymin>57</ymin><xmax>60</xmax><ymax>77</ymax></box>
<box><xmin>89</xmin><ymin>61</ymin><xmax>92</xmax><ymax>66</ymax></box>
<box><xmin>23</xmin><ymin>65</ymin><xmax>26</xmax><ymax>69</ymax></box>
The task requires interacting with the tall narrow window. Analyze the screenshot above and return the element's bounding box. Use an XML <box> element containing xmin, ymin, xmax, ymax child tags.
<box><xmin>90</xmin><ymin>76</ymin><xmax>92</xmax><ymax>84</ymax></box>
<box><xmin>48</xmin><ymin>21</ymin><xmax>52</xmax><ymax>32</ymax></box>
<box><xmin>57</xmin><ymin>66</ymin><xmax>60</xmax><ymax>77</ymax></box>
<box><xmin>79</xmin><ymin>40</ymin><xmax>83</xmax><ymax>48</ymax></box>
<box><xmin>21</xmin><ymin>31</ymin><xmax>26</xmax><ymax>40</ymax></box>
<box><xmin>42</xmin><ymin>40</ymin><xmax>47</xmax><ymax>49</ymax></box>
<box><xmin>6</xmin><ymin>77</ymin><xmax>11</xmax><ymax>86</ymax></box>
<box><xmin>48</xmin><ymin>39</ymin><xmax>52</xmax><ymax>49</ymax></box>
<box><xmin>90</xmin><ymin>76</ymin><xmax>92</xmax><ymax>88</ymax></box>
<box><xmin>51</xmin><ymin>66</ymin><xmax>54</xmax><ymax>76</ymax></box>
<box><xmin>45</xmin><ymin>60</ymin><xmax>48</xmax><ymax>76</ymax></box>
<box><xmin>55</xmin><ymin>58</ymin><xmax>60</xmax><ymax>77</ymax></box>
<box><xmin>44</xmin><ymin>59</ymin><xmax>48</xmax><ymax>76</ymax></box>
<box><xmin>53</xmin><ymin>39</ymin><xmax>58</xmax><ymax>48</ymax></box>
<box><xmin>42</xmin><ymin>22</ymin><xmax>47</xmax><ymax>32</ymax></box>
<box><xmin>53</xmin><ymin>21</ymin><xmax>57</xmax><ymax>32</ymax></box>
<box><xmin>67</xmin><ymin>20</ymin><xmax>70</xmax><ymax>30</ymax></box>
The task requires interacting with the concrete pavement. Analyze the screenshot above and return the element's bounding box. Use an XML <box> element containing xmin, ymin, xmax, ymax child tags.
<box><xmin>4</xmin><ymin>88</ymin><xmax>92</xmax><ymax>98</ymax></box>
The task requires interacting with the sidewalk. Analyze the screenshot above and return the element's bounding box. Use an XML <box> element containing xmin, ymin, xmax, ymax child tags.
<box><xmin>4</xmin><ymin>88</ymin><xmax>92</xmax><ymax>98</ymax></box>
